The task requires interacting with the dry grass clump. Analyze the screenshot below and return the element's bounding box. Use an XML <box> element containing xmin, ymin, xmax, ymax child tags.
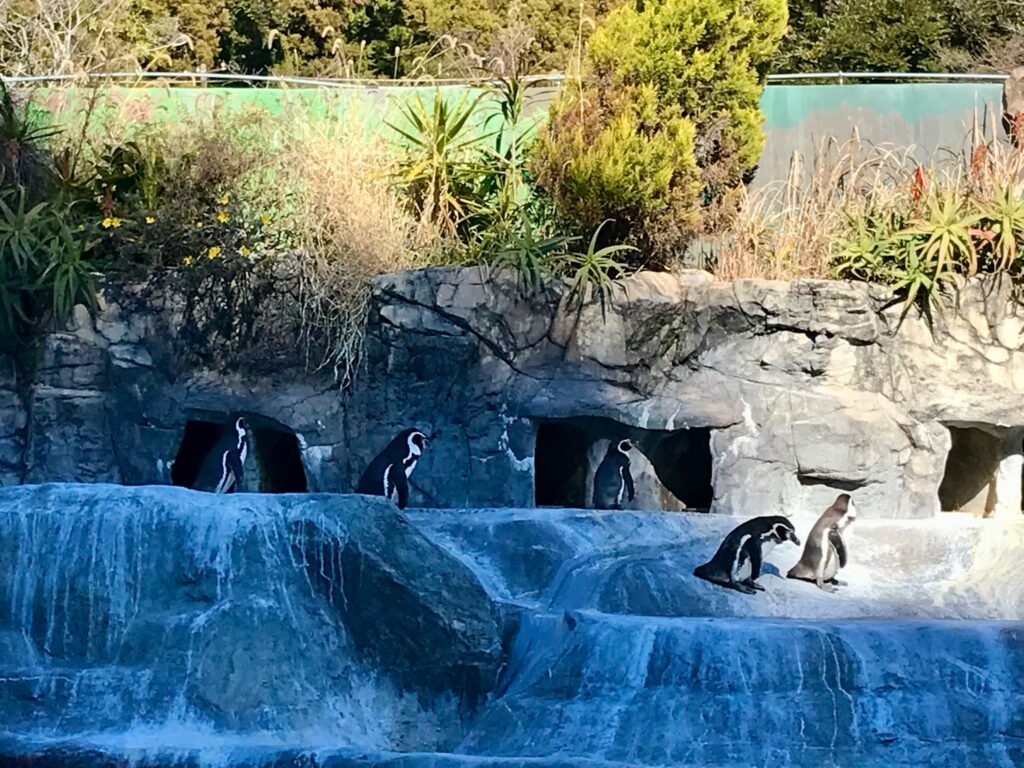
<box><xmin>712</xmin><ymin>133</ymin><xmax>917</xmax><ymax>280</ymax></box>
<box><xmin>277</xmin><ymin>121</ymin><xmax>427</xmax><ymax>385</ymax></box>
<box><xmin>713</xmin><ymin>114</ymin><xmax>1024</xmax><ymax>288</ymax></box>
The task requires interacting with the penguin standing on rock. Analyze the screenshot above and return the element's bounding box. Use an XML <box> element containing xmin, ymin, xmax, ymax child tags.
<box><xmin>787</xmin><ymin>493</ymin><xmax>857</xmax><ymax>592</ymax></box>
<box><xmin>593</xmin><ymin>439</ymin><xmax>636</xmax><ymax>510</ymax></box>
<box><xmin>356</xmin><ymin>428</ymin><xmax>428</xmax><ymax>510</ymax></box>
<box><xmin>693</xmin><ymin>516</ymin><xmax>801</xmax><ymax>594</ymax></box>
<box><xmin>214</xmin><ymin>416</ymin><xmax>249</xmax><ymax>494</ymax></box>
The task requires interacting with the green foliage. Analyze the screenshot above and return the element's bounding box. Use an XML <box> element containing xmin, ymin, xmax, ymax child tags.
<box><xmin>489</xmin><ymin>215</ymin><xmax>574</xmax><ymax>295</ymax></box>
<box><xmin>833</xmin><ymin>166</ymin><xmax>1024</xmax><ymax>325</ymax></box>
<box><xmin>775</xmin><ymin>0</ymin><xmax>949</xmax><ymax>72</ymax></box>
<box><xmin>774</xmin><ymin>0</ymin><xmax>1024</xmax><ymax>73</ymax></box>
<box><xmin>0</xmin><ymin>189</ymin><xmax>97</xmax><ymax>337</ymax></box>
<box><xmin>387</xmin><ymin>91</ymin><xmax>489</xmax><ymax>239</ymax></box>
<box><xmin>563</xmin><ymin>219</ymin><xmax>636</xmax><ymax>313</ymax></box>
<box><xmin>976</xmin><ymin>185</ymin><xmax>1024</xmax><ymax>271</ymax></box>
<box><xmin>534</xmin><ymin>0</ymin><xmax>786</xmax><ymax>268</ymax></box>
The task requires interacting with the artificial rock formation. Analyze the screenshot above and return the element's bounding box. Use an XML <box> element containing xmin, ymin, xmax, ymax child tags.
<box><xmin>2</xmin><ymin>268</ymin><xmax>1024</xmax><ymax>519</ymax></box>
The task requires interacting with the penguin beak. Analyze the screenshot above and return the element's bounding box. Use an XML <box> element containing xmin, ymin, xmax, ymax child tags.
<box><xmin>788</xmin><ymin>530</ymin><xmax>801</xmax><ymax>546</ymax></box>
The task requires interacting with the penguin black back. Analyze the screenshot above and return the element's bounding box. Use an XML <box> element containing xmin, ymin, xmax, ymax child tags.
<box><xmin>693</xmin><ymin>515</ymin><xmax>800</xmax><ymax>595</ymax></box>
<box><xmin>356</xmin><ymin>428</ymin><xmax>428</xmax><ymax>509</ymax></box>
<box><xmin>593</xmin><ymin>439</ymin><xmax>636</xmax><ymax>510</ymax></box>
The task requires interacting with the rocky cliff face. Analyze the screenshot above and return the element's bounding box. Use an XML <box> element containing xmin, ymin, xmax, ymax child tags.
<box><xmin>3</xmin><ymin>268</ymin><xmax>1024</xmax><ymax>519</ymax></box>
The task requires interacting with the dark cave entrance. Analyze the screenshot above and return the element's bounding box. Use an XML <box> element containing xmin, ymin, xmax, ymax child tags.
<box><xmin>533</xmin><ymin>417</ymin><xmax>714</xmax><ymax>510</ymax></box>
<box><xmin>938</xmin><ymin>426</ymin><xmax>1002</xmax><ymax>514</ymax></box>
<box><xmin>645</xmin><ymin>428</ymin><xmax>714</xmax><ymax>509</ymax></box>
<box><xmin>172</xmin><ymin>414</ymin><xmax>308</xmax><ymax>493</ymax></box>
<box><xmin>534</xmin><ymin>421</ymin><xmax>591</xmax><ymax>507</ymax></box>
<box><xmin>171</xmin><ymin>420</ymin><xmax>223</xmax><ymax>489</ymax></box>
<box><xmin>252</xmin><ymin>428</ymin><xmax>308</xmax><ymax>493</ymax></box>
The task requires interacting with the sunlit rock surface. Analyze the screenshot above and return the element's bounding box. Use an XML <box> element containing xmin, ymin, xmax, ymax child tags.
<box><xmin>6</xmin><ymin>270</ymin><xmax>1024</xmax><ymax>520</ymax></box>
<box><xmin>3</xmin><ymin>486</ymin><xmax>1024</xmax><ymax>767</ymax></box>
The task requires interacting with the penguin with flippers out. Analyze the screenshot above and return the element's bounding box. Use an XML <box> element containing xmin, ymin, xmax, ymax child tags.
<box><xmin>356</xmin><ymin>428</ymin><xmax>428</xmax><ymax>509</ymax></box>
<box><xmin>593</xmin><ymin>439</ymin><xmax>636</xmax><ymax>509</ymax></box>
<box><xmin>788</xmin><ymin>493</ymin><xmax>857</xmax><ymax>592</ymax></box>
<box><xmin>693</xmin><ymin>516</ymin><xmax>801</xmax><ymax>594</ymax></box>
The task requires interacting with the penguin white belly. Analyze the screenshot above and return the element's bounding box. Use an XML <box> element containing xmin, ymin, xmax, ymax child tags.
<box><xmin>734</xmin><ymin>559</ymin><xmax>752</xmax><ymax>581</ymax></box>
<box><xmin>821</xmin><ymin>544</ymin><xmax>840</xmax><ymax>581</ymax></box>
<box><xmin>731</xmin><ymin>534</ymin><xmax>752</xmax><ymax>581</ymax></box>
<box><xmin>616</xmin><ymin>468</ymin><xmax>625</xmax><ymax>505</ymax></box>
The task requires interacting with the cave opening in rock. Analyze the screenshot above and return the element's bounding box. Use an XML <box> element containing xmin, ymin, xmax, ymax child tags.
<box><xmin>534</xmin><ymin>421</ymin><xmax>591</xmax><ymax>507</ymax></box>
<box><xmin>171</xmin><ymin>420</ymin><xmax>223</xmax><ymax>489</ymax></box>
<box><xmin>251</xmin><ymin>427</ymin><xmax>308</xmax><ymax>493</ymax></box>
<box><xmin>938</xmin><ymin>426</ymin><xmax>1008</xmax><ymax>515</ymax></box>
<box><xmin>533</xmin><ymin>417</ymin><xmax>714</xmax><ymax>510</ymax></box>
<box><xmin>172</xmin><ymin>415</ymin><xmax>308</xmax><ymax>493</ymax></box>
<box><xmin>644</xmin><ymin>427</ymin><xmax>714</xmax><ymax>510</ymax></box>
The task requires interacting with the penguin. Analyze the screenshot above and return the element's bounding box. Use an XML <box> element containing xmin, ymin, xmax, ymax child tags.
<box><xmin>213</xmin><ymin>416</ymin><xmax>249</xmax><ymax>494</ymax></box>
<box><xmin>593</xmin><ymin>439</ymin><xmax>636</xmax><ymax>509</ymax></box>
<box><xmin>787</xmin><ymin>493</ymin><xmax>858</xmax><ymax>592</ymax></box>
<box><xmin>356</xmin><ymin>428</ymin><xmax>428</xmax><ymax>509</ymax></box>
<box><xmin>693</xmin><ymin>516</ymin><xmax>801</xmax><ymax>595</ymax></box>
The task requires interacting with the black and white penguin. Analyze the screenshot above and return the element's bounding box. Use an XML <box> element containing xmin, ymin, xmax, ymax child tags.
<box><xmin>355</xmin><ymin>428</ymin><xmax>428</xmax><ymax>509</ymax></box>
<box><xmin>593</xmin><ymin>439</ymin><xmax>636</xmax><ymax>510</ymax></box>
<box><xmin>787</xmin><ymin>493</ymin><xmax>857</xmax><ymax>592</ymax></box>
<box><xmin>693</xmin><ymin>516</ymin><xmax>801</xmax><ymax>594</ymax></box>
<box><xmin>213</xmin><ymin>416</ymin><xmax>249</xmax><ymax>494</ymax></box>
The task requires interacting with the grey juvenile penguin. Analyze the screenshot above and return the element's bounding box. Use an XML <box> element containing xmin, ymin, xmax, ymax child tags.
<box><xmin>356</xmin><ymin>428</ymin><xmax>428</xmax><ymax>510</ymax></box>
<box><xmin>693</xmin><ymin>516</ymin><xmax>801</xmax><ymax>594</ymax></box>
<box><xmin>787</xmin><ymin>493</ymin><xmax>858</xmax><ymax>592</ymax></box>
<box><xmin>214</xmin><ymin>416</ymin><xmax>249</xmax><ymax>494</ymax></box>
<box><xmin>593</xmin><ymin>439</ymin><xmax>636</xmax><ymax>510</ymax></box>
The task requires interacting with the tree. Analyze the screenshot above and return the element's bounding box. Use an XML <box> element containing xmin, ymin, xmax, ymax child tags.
<box><xmin>533</xmin><ymin>0</ymin><xmax>787</xmax><ymax>267</ymax></box>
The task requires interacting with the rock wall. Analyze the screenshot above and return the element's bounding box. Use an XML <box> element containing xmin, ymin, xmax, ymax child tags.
<box><xmin>3</xmin><ymin>268</ymin><xmax>1024</xmax><ymax>518</ymax></box>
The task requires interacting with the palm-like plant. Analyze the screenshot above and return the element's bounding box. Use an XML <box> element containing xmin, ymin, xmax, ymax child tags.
<box><xmin>975</xmin><ymin>184</ymin><xmax>1024</xmax><ymax>272</ymax></box>
<box><xmin>386</xmin><ymin>91</ymin><xmax>491</xmax><ymax>238</ymax></box>
<box><xmin>900</xmin><ymin>187</ymin><xmax>981</xmax><ymax>276</ymax></box>
<box><xmin>490</xmin><ymin>219</ymin><xmax>574</xmax><ymax>296</ymax></box>
<box><xmin>563</xmin><ymin>220</ymin><xmax>637</xmax><ymax>315</ymax></box>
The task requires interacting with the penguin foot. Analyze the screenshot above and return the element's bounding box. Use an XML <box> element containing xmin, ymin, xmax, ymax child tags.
<box><xmin>828</xmin><ymin>578</ymin><xmax>847</xmax><ymax>587</ymax></box>
<box><xmin>731</xmin><ymin>581</ymin><xmax>758</xmax><ymax>595</ymax></box>
<box><xmin>816</xmin><ymin>581</ymin><xmax>836</xmax><ymax>593</ymax></box>
<box><xmin>743</xmin><ymin>579</ymin><xmax>765</xmax><ymax>592</ymax></box>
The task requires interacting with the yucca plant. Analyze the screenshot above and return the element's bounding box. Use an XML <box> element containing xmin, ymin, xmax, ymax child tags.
<box><xmin>488</xmin><ymin>214</ymin><xmax>574</xmax><ymax>296</ymax></box>
<box><xmin>563</xmin><ymin>220</ymin><xmax>637</xmax><ymax>315</ymax></box>
<box><xmin>386</xmin><ymin>91</ymin><xmax>492</xmax><ymax>239</ymax></box>
<box><xmin>0</xmin><ymin>189</ymin><xmax>97</xmax><ymax>336</ymax></box>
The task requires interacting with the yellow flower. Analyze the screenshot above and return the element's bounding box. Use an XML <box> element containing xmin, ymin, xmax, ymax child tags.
<box><xmin>216</xmin><ymin>211</ymin><xmax>230</xmax><ymax>223</ymax></box>
<box><xmin>101</xmin><ymin>217</ymin><xmax>122</xmax><ymax>229</ymax></box>
<box><xmin>183</xmin><ymin>256</ymin><xmax>194</xmax><ymax>266</ymax></box>
<box><xmin>206</xmin><ymin>246</ymin><xmax>221</xmax><ymax>260</ymax></box>
<box><xmin>145</xmin><ymin>216</ymin><xmax>155</xmax><ymax>225</ymax></box>
<box><xmin>195</xmin><ymin>222</ymin><xmax>203</xmax><ymax>229</ymax></box>
<box><xmin>239</xmin><ymin>245</ymin><xmax>251</xmax><ymax>257</ymax></box>
<box><xmin>218</xmin><ymin>194</ymin><xmax>230</xmax><ymax>205</ymax></box>
<box><xmin>259</xmin><ymin>213</ymin><xmax>271</xmax><ymax>226</ymax></box>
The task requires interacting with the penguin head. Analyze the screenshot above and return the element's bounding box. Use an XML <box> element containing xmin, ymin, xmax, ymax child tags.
<box><xmin>234</xmin><ymin>417</ymin><xmax>248</xmax><ymax>435</ymax></box>
<box><xmin>407</xmin><ymin>429</ymin><xmax>428</xmax><ymax>457</ymax></box>
<box><xmin>836</xmin><ymin>494</ymin><xmax>857</xmax><ymax>528</ymax></box>
<box><xmin>765</xmin><ymin>517</ymin><xmax>801</xmax><ymax>547</ymax></box>
<box><xmin>617</xmin><ymin>439</ymin><xmax>633</xmax><ymax>454</ymax></box>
